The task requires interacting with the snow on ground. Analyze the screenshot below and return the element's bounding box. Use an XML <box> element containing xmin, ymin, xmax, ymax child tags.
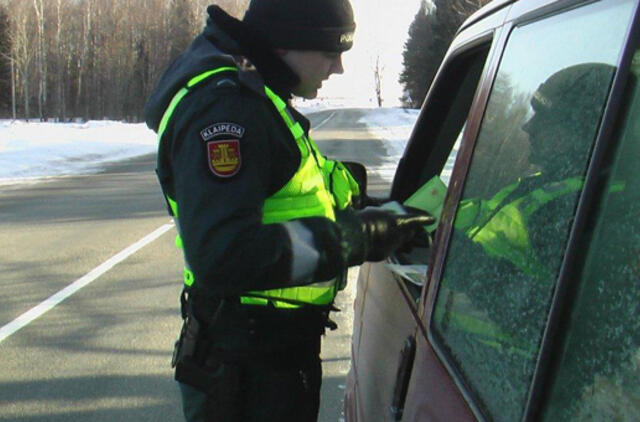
<box><xmin>356</xmin><ymin>108</ymin><xmax>420</xmax><ymax>183</ymax></box>
<box><xmin>292</xmin><ymin>96</ymin><xmax>380</xmax><ymax>115</ymax></box>
<box><xmin>0</xmin><ymin>108</ymin><xmax>419</xmax><ymax>187</ymax></box>
<box><xmin>0</xmin><ymin>120</ymin><xmax>157</xmax><ymax>185</ymax></box>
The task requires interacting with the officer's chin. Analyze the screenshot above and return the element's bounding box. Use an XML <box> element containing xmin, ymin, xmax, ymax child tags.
<box><xmin>295</xmin><ymin>90</ymin><xmax>319</xmax><ymax>100</ymax></box>
<box><xmin>292</xmin><ymin>82</ymin><xmax>320</xmax><ymax>100</ymax></box>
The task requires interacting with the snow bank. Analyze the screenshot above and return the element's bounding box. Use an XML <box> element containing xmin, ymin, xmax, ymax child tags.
<box><xmin>0</xmin><ymin>108</ymin><xmax>419</xmax><ymax>186</ymax></box>
<box><xmin>0</xmin><ymin>120</ymin><xmax>156</xmax><ymax>184</ymax></box>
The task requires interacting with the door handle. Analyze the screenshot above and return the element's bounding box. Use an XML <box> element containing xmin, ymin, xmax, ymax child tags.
<box><xmin>390</xmin><ymin>335</ymin><xmax>417</xmax><ymax>421</ymax></box>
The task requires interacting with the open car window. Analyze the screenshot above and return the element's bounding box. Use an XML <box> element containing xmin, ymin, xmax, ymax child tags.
<box><xmin>428</xmin><ymin>0</ymin><xmax>636</xmax><ymax>420</ymax></box>
<box><xmin>393</xmin><ymin>44</ymin><xmax>491</xmax><ymax>273</ymax></box>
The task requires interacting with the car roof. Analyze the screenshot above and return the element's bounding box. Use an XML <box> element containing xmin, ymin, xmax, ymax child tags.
<box><xmin>458</xmin><ymin>0</ymin><xmax>516</xmax><ymax>33</ymax></box>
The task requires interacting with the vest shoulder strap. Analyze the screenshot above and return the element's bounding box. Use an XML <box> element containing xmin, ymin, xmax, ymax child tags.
<box><xmin>157</xmin><ymin>66</ymin><xmax>239</xmax><ymax>140</ymax></box>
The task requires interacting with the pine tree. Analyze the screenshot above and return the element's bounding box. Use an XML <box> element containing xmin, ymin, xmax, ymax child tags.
<box><xmin>399</xmin><ymin>0</ymin><xmax>435</xmax><ymax>108</ymax></box>
<box><xmin>399</xmin><ymin>0</ymin><xmax>489</xmax><ymax>108</ymax></box>
<box><xmin>426</xmin><ymin>0</ymin><xmax>489</xmax><ymax>87</ymax></box>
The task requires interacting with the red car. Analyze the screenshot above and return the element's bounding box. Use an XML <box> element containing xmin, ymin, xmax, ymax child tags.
<box><xmin>345</xmin><ymin>0</ymin><xmax>640</xmax><ymax>420</ymax></box>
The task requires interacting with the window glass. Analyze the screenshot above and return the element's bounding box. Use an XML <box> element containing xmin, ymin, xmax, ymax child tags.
<box><xmin>430</xmin><ymin>1</ymin><xmax>635</xmax><ymax>421</ymax></box>
<box><xmin>542</xmin><ymin>49</ymin><xmax>640</xmax><ymax>421</ymax></box>
<box><xmin>396</xmin><ymin>46</ymin><xmax>489</xmax><ymax>268</ymax></box>
<box><xmin>441</xmin><ymin>131</ymin><xmax>462</xmax><ymax>186</ymax></box>
<box><xmin>402</xmin><ymin>44</ymin><xmax>489</xmax><ymax>199</ymax></box>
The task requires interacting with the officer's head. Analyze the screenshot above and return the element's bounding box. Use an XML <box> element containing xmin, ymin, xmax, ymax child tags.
<box><xmin>243</xmin><ymin>0</ymin><xmax>356</xmax><ymax>99</ymax></box>
<box><xmin>522</xmin><ymin>63</ymin><xmax>615</xmax><ymax>177</ymax></box>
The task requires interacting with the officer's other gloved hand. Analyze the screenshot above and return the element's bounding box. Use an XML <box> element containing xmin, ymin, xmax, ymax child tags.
<box><xmin>336</xmin><ymin>206</ymin><xmax>435</xmax><ymax>266</ymax></box>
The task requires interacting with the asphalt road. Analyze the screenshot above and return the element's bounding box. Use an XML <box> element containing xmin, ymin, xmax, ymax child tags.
<box><xmin>0</xmin><ymin>109</ymin><xmax>393</xmax><ymax>421</ymax></box>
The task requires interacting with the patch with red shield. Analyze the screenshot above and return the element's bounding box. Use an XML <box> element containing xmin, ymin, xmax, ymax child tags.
<box><xmin>207</xmin><ymin>139</ymin><xmax>242</xmax><ymax>178</ymax></box>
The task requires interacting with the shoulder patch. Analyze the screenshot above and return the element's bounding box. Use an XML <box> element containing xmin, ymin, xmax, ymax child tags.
<box><xmin>200</xmin><ymin>122</ymin><xmax>245</xmax><ymax>141</ymax></box>
<box><xmin>207</xmin><ymin>139</ymin><xmax>241</xmax><ymax>178</ymax></box>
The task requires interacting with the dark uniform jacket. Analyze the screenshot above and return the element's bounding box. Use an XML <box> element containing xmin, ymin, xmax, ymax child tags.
<box><xmin>144</xmin><ymin>7</ymin><xmax>344</xmax><ymax>363</ymax></box>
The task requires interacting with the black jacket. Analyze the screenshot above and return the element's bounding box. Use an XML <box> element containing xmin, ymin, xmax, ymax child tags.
<box><xmin>144</xmin><ymin>7</ymin><xmax>346</xmax><ymax>304</ymax></box>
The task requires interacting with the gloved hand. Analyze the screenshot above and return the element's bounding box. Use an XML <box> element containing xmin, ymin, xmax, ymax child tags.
<box><xmin>297</xmin><ymin>206</ymin><xmax>434</xmax><ymax>283</ymax></box>
<box><xmin>336</xmin><ymin>206</ymin><xmax>435</xmax><ymax>265</ymax></box>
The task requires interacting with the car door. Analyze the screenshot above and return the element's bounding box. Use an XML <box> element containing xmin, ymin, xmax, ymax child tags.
<box><xmin>343</xmin><ymin>4</ymin><xmax>509</xmax><ymax>422</ymax></box>
<box><xmin>401</xmin><ymin>0</ymin><xmax>640</xmax><ymax>421</ymax></box>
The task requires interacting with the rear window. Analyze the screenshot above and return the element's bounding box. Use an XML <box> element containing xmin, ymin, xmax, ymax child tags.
<box><xmin>429</xmin><ymin>0</ymin><xmax>635</xmax><ymax>420</ymax></box>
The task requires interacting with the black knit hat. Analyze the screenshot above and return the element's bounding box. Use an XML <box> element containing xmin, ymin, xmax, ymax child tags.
<box><xmin>242</xmin><ymin>0</ymin><xmax>356</xmax><ymax>52</ymax></box>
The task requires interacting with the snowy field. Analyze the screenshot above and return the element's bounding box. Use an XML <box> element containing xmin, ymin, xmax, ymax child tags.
<box><xmin>0</xmin><ymin>108</ymin><xmax>419</xmax><ymax>187</ymax></box>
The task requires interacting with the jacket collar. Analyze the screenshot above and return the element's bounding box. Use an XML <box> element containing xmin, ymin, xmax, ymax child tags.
<box><xmin>204</xmin><ymin>6</ymin><xmax>300</xmax><ymax>100</ymax></box>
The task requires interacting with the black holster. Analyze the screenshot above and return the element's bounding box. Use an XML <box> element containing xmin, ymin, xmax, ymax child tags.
<box><xmin>172</xmin><ymin>295</ymin><xmax>240</xmax><ymax>398</ymax></box>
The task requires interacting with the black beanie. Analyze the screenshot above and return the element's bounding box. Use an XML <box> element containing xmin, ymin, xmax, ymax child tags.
<box><xmin>242</xmin><ymin>0</ymin><xmax>356</xmax><ymax>52</ymax></box>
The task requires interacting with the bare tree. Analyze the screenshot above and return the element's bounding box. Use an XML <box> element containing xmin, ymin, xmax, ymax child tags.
<box><xmin>373</xmin><ymin>55</ymin><xmax>384</xmax><ymax>107</ymax></box>
<box><xmin>223</xmin><ymin>0</ymin><xmax>250</xmax><ymax>18</ymax></box>
<box><xmin>53</xmin><ymin>0</ymin><xmax>65</xmax><ymax>120</ymax></box>
<box><xmin>33</xmin><ymin>0</ymin><xmax>47</xmax><ymax>120</ymax></box>
<box><xmin>8</xmin><ymin>1</ymin><xmax>36</xmax><ymax>118</ymax></box>
<box><xmin>0</xmin><ymin>0</ymin><xmax>256</xmax><ymax>120</ymax></box>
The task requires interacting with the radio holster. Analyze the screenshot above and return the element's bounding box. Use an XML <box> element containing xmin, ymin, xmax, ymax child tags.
<box><xmin>172</xmin><ymin>290</ymin><xmax>240</xmax><ymax>398</ymax></box>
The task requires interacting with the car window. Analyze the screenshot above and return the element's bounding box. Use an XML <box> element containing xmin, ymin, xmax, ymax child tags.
<box><xmin>429</xmin><ymin>1</ymin><xmax>635</xmax><ymax>421</ymax></box>
<box><xmin>414</xmin><ymin>53</ymin><xmax>485</xmax><ymax>192</ymax></box>
<box><xmin>441</xmin><ymin>130</ymin><xmax>462</xmax><ymax>186</ymax></box>
<box><xmin>542</xmin><ymin>48</ymin><xmax>640</xmax><ymax>421</ymax></box>
<box><xmin>395</xmin><ymin>46</ymin><xmax>490</xmax><ymax>271</ymax></box>
<box><xmin>392</xmin><ymin>43</ymin><xmax>490</xmax><ymax>203</ymax></box>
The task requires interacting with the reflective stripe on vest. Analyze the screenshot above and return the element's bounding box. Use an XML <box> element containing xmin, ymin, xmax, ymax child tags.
<box><xmin>158</xmin><ymin>67</ymin><xmax>238</xmax><ymax>287</ymax></box>
<box><xmin>157</xmin><ymin>67</ymin><xmax>358</xmax><ymax>306</ymax></box>
<box><xmin>455</xmin><ymin>175</ymin><xmax>584</xmax><ymax>278</ymax></box>
<box><xmin>440</xmin><ymin>175</ymin><xmax>586</xmax><ymax>356</ymax></box>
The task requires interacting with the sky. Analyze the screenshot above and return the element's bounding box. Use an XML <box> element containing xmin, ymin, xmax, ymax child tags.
<box><xmin>0</xmin><ymin>109</ymin><xmax>418</xmax><ymax>185</ymax></box>
<box><xmin>312</xmin><ymin>0</ymin><xmax>424</xmax><ymax>107</ymax></box>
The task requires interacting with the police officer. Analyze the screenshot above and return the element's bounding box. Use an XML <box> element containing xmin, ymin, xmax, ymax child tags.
<box><xmin>144</xmin><ymin>1</ymin><xmax>432</xmax><ymax>421</ymax></box>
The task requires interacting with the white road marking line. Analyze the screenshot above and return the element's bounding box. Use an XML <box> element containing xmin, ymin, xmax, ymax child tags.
<box><xmin>311</xmin><ymin>111</ymin><xmax>337</xmax><ymax>130</ymax></box>
<box><xmin>0</xmin><ymin>222</ymin><xmax>175</xmax><ymax>344</ymax></box>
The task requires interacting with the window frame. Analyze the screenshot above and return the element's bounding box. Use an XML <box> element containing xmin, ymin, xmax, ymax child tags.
<box><xmin>419</xmin><ymin>24</ymin><xmax>512</xmax><ymax>422</ymax></box>
<box><xmin>420</xmin><ymin>1</ymin><xmax>640</xmax><ymax>421</ymax></box>
<box><xmin>386</xmin><ymin>21</ymin><xmax>507</xmax><ymax>340</ymax></box>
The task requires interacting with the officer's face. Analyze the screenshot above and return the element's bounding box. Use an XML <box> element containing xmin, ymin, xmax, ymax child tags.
<box><xmin>278</xmin><ymin>50</ymin><xmax>344</xmax><ymax>99</ymax></box>
<box><xmin>523</xmin><ymin>106</ymin><xmax>578</xmax><ymax>175</ymax></box>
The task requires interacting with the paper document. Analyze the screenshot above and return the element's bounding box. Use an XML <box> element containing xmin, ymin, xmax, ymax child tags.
<box><xmin>403</xmin><ymin>176</ymin><xmax>447</xmax><ymax>232</ymax></box>
<box><xmin>385</xmin><ymin>263</ymin><xmax>428</xmax><ymax>286</ymax></box>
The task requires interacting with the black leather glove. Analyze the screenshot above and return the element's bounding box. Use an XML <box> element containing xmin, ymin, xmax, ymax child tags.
<box><xmin>297</xmin><ymin>207</ymin><xmax>434</xmax><ymax>282</ymax></box>
<box><xmin>336</xmin><ymin>206</ymin><xmax>435</xmax><ymax>265</ymax></box>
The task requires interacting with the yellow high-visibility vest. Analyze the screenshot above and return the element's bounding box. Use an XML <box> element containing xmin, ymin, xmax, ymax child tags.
<box><xmin>157</xmin><ymin>67</ymin><xmax>359</xmax><ymax>308</ymax></box>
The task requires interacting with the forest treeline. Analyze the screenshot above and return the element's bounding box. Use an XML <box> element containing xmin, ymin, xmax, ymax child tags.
<box><xmin>0</xmin><ymin>0</ymin><xmax>488</xmax><ymax>121</ymax></box>
<box><xmin>0</xmin><ymin>0</ymin><xmax>247</xmax><ymax>121</ymax></box>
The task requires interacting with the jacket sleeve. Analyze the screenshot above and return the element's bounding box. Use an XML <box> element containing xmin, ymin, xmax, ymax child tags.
<box><xmin>169</xmin><ymin>85</ymin><xmax>346</xmax><ymax>297</ymax></box>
